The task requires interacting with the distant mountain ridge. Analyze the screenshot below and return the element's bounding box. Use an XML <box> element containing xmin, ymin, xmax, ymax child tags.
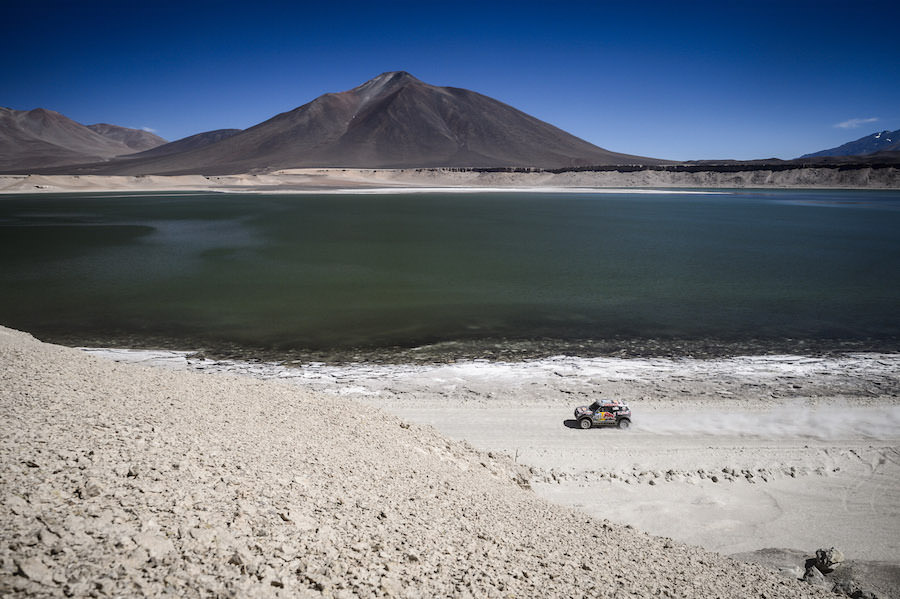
<box><xmin>86</xmin><ymin>123</ymin><xmax>166</xmax><ymax>151</ymax></box>
<box><xmin>0</xmin><ymin>107</ymin><xmax>167</xmax><ymax>170</ymax></box>
<box><xmin>3</xmin><ymin>72</ymin><xmax>666</xmax><ymax>174</ymax></box>
<box><xmin>122</xmin><ymin>129</ymin><xmax>242</xmax><ymax>160</ymax></box>
<box><xmin>801</xmin><ymin>129</ymin><xmax>900</xmax><ymax>158</ymax></box>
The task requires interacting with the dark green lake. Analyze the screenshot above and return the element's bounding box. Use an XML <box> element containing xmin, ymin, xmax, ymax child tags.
<box><xmin>2</xmin><ymin>189</ymin><xmax>899</xmax><ymax>360</ymax></box>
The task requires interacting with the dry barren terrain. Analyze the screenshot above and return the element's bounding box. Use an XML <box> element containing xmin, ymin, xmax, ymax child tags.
<box><xmin>0</xmin><ymin>327</ymin><xmax>847</xmax><ymax>597</ymax></box>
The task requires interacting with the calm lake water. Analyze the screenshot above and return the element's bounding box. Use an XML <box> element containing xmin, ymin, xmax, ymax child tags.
<box><xmin>1</xmin><ymin>189</ymin><xmax>899</xmax><ymax>360</ymax></box>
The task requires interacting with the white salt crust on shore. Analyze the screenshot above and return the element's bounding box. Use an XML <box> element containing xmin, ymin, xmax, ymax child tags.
<box><xmin>0</xmin><ymin>326</ymin><xmax>831</xmax><ymax>597</ymax></box>
<box><xmin>79</xmin><ymin>346</ymin><xmax>900</xmax><ymax>568</ymax></box>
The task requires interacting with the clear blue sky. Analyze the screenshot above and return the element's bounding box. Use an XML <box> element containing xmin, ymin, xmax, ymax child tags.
<box><xmin>3</xmin><ymin>0</ymin><xmax>898</xmax><ymax>160</ymax></box>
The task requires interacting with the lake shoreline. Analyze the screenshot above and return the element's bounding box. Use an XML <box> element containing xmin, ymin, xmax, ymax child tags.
<box><xmin>73</xmin><ymin>335</ymin><xmax>900</xmax><ymax>596</ymax></box>
<box><xmin>1</xmin><ymin>164</ymin><xmax>899</xmax><ymax>194</ymax></box>
<box><xmin>35</xmin><ymin>331</ymin><xmax>900</xmax><ymax>365</ymax></box>
<box><xmin>10</xmin><ymin>323</ymin><xmax>887</xmax><ymax>597</ymax></box>
<box><xmin>4</xmin><ymin>189</ymin><xmax>899</xmax><ymax>365</ymax></box>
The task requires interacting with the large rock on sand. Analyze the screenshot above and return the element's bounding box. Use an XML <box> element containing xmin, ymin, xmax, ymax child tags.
<box><xmin>816</xmin><ymin>547</ymin><xmax>846</xmax><ymax>573</ymax></box>
<box><xmin>803</xmin><ymin>565</ymin><xmax>829</xmax><ymax>588</ymax></box>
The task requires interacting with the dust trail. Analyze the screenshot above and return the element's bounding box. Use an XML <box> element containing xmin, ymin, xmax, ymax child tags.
<box><xmin>634</xmin><ymin>403</ymin><xmax>900</xmax><ymax>440</ymax></box>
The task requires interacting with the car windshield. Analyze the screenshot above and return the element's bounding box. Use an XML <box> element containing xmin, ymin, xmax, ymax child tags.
<box><xmin>588</xmin><ymin>401</ymin><xmax>600</xmax><ymax>411</ymax></box>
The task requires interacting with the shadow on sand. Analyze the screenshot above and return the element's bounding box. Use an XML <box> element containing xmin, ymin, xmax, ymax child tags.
<box><xmin>564</xmin><ymin>419</ymin><xmax>621</xmax><ymax>430</ymax></box>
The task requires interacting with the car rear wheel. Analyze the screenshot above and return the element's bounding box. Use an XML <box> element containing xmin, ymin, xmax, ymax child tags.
<box><xmin>579</xmin><ymin>418</ymin><xmax>592</xmax><ymax>430</ymax></box>
<box><xmin>617</xmin><ymin>418</ymin><xmax>631</xmax><ymax>430</ymax></box>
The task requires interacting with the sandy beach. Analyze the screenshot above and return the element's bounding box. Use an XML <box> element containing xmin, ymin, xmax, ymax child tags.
<box><xmin>1</xmin><ymin>165</ymin><xmax>898</xmax><ymax>194</ymax></box>
<box><xmin>3</xmin><ymin>326</ymin><xmax>880</xmax><ymax>597</ymax></box>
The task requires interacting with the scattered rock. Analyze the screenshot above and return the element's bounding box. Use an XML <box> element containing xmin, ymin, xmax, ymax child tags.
<box><xmin>77</xmin><ymin>479</ymin><xmax>102</xmax><ymax>499</ymax></box>
<box><xmin>133</xmin><ymin>531</ymin><xmax>175</xmax><ymax>560</ymax></box>
<box><xmin>64</xmin><ymin>580</ymin><xmax>92</xmax><ymax>596</ymax></box>
<box><xmin>38</xmin><ymin>528</ymin><xmax>60</xmax><ymax>546</ymax></box>
<box><xmin>831</xmin><ymin>579</ymin><xmax>876</xmax><ymax>599</ymax></box>
<box><xmin>803</xmin><ymin>565</ymin><xmax>828</xmax><ymax>588</ymax></box>
<box><xmin>777</xmin><ymin>565</ymin><xmax>803</xmax><ymax>580</ymax></box>
<box><xmin>15</xmin><ymin>556</ymin><xmax>54</xmax><ymax>586</ymax></box>
<box><xmin>123</xmin><ymin>547</ymin><xmax>150</xmax><ymax>569</ymax></box>
<box><xmin>6</xmin><ymin>495</ymin><xmax>30</xmax><ymax>515</ymax></box>
<box><xmin>380</xmin><ymin>575</ymin><xmax>402</xmax><ymax>597</ymax></box>
<box><xmin>815</xmin><ymin>546</ymin><xmax>845</xmax><ymax>573</ymax></box>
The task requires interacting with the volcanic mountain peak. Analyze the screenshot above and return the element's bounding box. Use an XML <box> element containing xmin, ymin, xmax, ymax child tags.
<box><xmin>285</xmin><ymin>71</ymin><xmax>429</xmax><ymax>124</ymax></box>
<box><xmin>5</xmin><ymin>73</ymin><xmax>666</xmax><ymax>174</ymax></box>
<box><xmin>349</xmin><ymin>71</ymin><xmax>425</xmax><ymax>102</ymax></box>
<box><xmin>800</xmin><ymin>128</ymin><xmax>900</xmax><ymax>158</ymax></box>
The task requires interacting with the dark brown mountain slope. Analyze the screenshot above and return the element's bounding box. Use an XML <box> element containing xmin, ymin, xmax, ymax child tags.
<box><xmin>86</xmin><ymin>123</ymin><xmax>167</xmax><ymax>151</ymax></box>
<box><xmin>121</xmin><ymin>129</ymin><xmax>242</xmax><ymax>160</ymax></box>
<box><xmin>37</xmin><ymin>72</ymin><xmax>665</xmax><ymax>175</ymax></box>
<box><xmin>0</xmin><ymin>107</ymin><xmax>165</xmax><ymax>170</ymax></box>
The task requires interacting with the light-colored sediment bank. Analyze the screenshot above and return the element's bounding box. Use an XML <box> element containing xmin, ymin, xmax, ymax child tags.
<box><xmin>81</xmin><ymin>348</ymin><xmax>900</xmax><ymax>565</ymax></box>
<box><xmin>1</xmin><ymin>165</ymin><xmax>898</xmax><ymax>194</ymax></box>
<box><xmin>0</xmin><ymin>327</ymin><xmax>840</xmax><ymax>598</ymax></box>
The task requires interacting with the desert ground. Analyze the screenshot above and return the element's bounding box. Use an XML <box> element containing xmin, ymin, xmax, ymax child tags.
<box><xmin>58</xmin><ymin>340</ymin><xmax>900</xmax><ymax>597</ymax></box>
<box><xmin>84</xmin><ymin>348</ymin><xmax>900</xmax><ymax>559</ymax></box>
<box><xmin>1</xmin><ymin>165</ymin><xmax>898</xmax><ymax>194</ymax></box>
<box><xmin>1</xmin><ymin>326</ymin><xmax>873</xmax><ymax>597</ymax></box>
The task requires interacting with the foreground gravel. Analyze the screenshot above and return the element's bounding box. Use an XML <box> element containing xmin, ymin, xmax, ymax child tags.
<box><xmin>0</xmin><ymin>327</ymin><xmax>829</xmax><ymax>598</ymax></box>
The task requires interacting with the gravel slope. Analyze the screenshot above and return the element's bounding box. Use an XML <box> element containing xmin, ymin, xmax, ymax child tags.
<box><xmin>78</xmin><ymin>348</ymin><xmax>900</xmax><ymax>563</ymax></box>
<box><xmin>0</xmin><ymin>326</ymin><xmax>828</xmax><ymax>597</ymax></box>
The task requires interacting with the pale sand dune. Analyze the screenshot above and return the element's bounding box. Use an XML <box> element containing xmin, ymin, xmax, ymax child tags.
<box><xmin>0</xmin><ymin>326</ymin><xmax>837</xmax><ymax>597</ymax></box>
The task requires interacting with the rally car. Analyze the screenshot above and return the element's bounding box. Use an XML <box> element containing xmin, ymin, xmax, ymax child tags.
<box><xmin>574</xmin><ymin>400</ymin><xmax>632</xmax><ymax>430</ymax></box>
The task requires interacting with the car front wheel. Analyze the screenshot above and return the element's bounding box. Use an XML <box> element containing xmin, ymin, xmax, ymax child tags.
<box><xmin>579</xmin><ymin>418</ymin><xmax>592</xmax><ymax>430</ymax></box>
<box><xmin>617</xmin><ymin>418</ymin><xmax>631</xmax><ymax>430</ymax></box>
